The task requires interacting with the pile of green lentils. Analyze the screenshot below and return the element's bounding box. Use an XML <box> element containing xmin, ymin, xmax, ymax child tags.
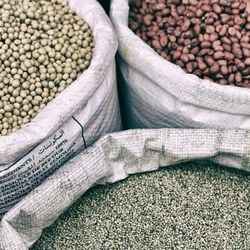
<box><xmin>32</xmin><ymin>163</ymin><xmax>249</xmax><ymax>249</ymax></box>
<box><xmin>0</xmin><ymin>0</ymin><xmax>95</xmax><ymax>136</ymax></box>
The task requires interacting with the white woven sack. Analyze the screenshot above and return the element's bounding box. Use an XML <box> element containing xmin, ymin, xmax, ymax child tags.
<box><xmin>110</xmin><ymin>0</ymin><xmax>250</xmax><ymax>130</ymax></box>
<box><xmin>0</xmin><ymin>128</ymin><xmax>249</xmax><ymax>249</ymax></box>
<box><xmin>0</xmin><ymin>0</ymin><xmax>122</xmax><ymax>219</ymax></box>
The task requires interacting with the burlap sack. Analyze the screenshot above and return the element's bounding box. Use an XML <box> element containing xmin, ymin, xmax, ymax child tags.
<box><xmin>0</xmin><ymin>128</ymin><xmax>249</xmax><ymax>249</ymax></box>
<box><xmin>0</xmin><ymin>0</ymin><xmax>122</xmax><ymax>219</ymax></box>
<box><xmin>110</xmin><ymin>0</ymin><xmax>250</xmax><ymax>129</ymax></box>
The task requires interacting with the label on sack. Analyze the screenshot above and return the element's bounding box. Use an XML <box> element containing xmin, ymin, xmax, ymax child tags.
<box><xmin>0</xmin><ymin>116</ymin><xmax>86</xmax><ymax>218</ymax></box>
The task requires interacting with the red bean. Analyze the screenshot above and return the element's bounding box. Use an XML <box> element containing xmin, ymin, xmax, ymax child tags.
<box><xmin>129</xmin><ymin>0</ymin><xmax>250</xmax><ymax>88</ymax></box>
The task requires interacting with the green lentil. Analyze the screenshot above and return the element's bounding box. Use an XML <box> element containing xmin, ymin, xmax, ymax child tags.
<box><xmin>31</xmin><ymin>163</ymin><xmax>249</xmax><ymax>250</ymax></box>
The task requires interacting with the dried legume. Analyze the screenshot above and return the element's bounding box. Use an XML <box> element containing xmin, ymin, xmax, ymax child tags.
<box><xmin>0</xmin><ymin>0</ymin><xmax>95</xmax><ymax>136</ymax></box>
<box><xmin>129</xmin><ymin>0</ymin><xmax>250</xmax><ymax>88</ymax></box>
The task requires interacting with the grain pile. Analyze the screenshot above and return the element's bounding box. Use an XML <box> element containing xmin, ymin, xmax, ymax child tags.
<box><xmin>31</xmin><ymin>163</ymin><xmax>249</xmax><ymax>249</ymax></box>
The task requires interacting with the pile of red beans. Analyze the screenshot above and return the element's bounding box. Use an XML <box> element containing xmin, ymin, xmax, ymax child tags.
<box><xmin>129</xmin><ymin>0</ymin><xmax>250</xmax><ymax>88</ymax></box>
